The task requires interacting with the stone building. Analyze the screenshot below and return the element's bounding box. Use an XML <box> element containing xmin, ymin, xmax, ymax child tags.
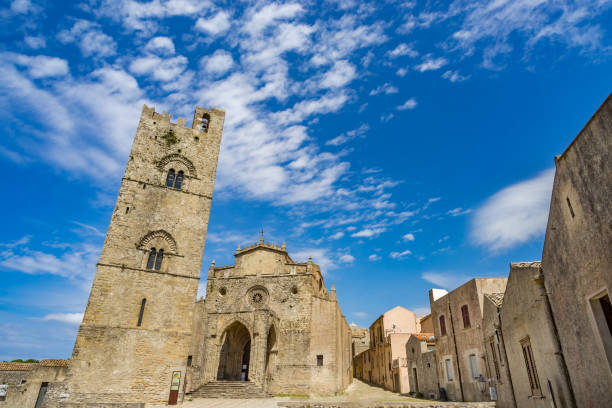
<box><xmin>429</xmin><ymin>278</ymin><xmax>507</xmax><ymax>402</ymax></box>
<box><xmin>405</xmin><ymin>333</ymin><xmax>438</xmax><ymax>400</ymax></box>
<box><xmin>48</xmin><ymin>104</ymin><xmax>225</xmax><ymax>406</ymax></box>
<box><xmin>185</xmin><ymin>238</ymin><xmax>353</xmax><ymax>397</ymax></box>
<box><xmin>482</xmin><ymin>262</ymin><xmax>575</xmax><ymax>408</ymax></box>
<box><xmin>0</xmin><ymin>360</ymin><xmax>69</xmax><ymax>407</ymax></box>
<box><xmin>541</xmin><ymin>93</ymin><xmax>612</xmax><ymax>407</ymax></box>
<box><xmin>350</xmin><ymin>324</ymin><xmax>370</xmax><ymax>360</ymax></box>
<box><xmin>353</xmin><ymin>306</ymin><xmax>420</xmax><ymax>393</ymax></box>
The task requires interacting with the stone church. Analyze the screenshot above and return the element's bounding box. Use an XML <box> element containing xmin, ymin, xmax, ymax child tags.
<box><xmin>44</xmin><ymin>105</ymin><xmax>352</xmax><ymax>406</ymax></box>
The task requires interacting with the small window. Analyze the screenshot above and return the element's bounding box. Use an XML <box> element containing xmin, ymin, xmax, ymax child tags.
<box><xmin>187</xmin><ymin>356</ymin><xmax>192</xmax><ymax>367</ymax></box>
<box><xmin>146</xmin><ymin>248</ymin><xmax>157</xmax><ymax>270</ymax></box>
<box><xmin>440</xmin><ymin>315</ymin><xmax>447</xmax><ymax>336</ymax></box>
<box><xmin>521</xmin><ymin>337</ymin><xmax>541</xmax><ymax>395</ymax></box>
<box><xmin>201</xmin><ymin>114</ymin><xmax>210</xmax><ymax>132</ymax></box>
<box><xmin>317</xmin><ymin>355</ymin><xmax>323</xmax><ymax>366</ymax></box>
<box><xmin>154</xmin><ymin>249</ymin><xmax>164</xmax><ymax>271</ymax></box>
<box><xmin>174</xmin><ymin>171</ymin><xmax>184</xmax><ymax>190</ymax></box>
<box><xmin>566</xmin><ymin>197</ymin><xmax>575</xmax><ymax>218</ymax></box>
<box><xmin>469</xmin><ymin>354</ymin><xmax>480</xmax><ymax>378</ymax></box>
<box><xmin>445</xmin><ymin>358</ymin><xmax>453</xmax><ymax>381</ymax></box>
<box><xmin>166</xmin><ymin>169</ymin><xmax>175</xmax><ymax>187</ymax></box>
<box><xmin>137</xmin><ymin>298</ymin><xmax>146</xmax><ymax>327</ymax></box>
<box><xmin>589</xmin><ymin>291</ymin><xmax>612</xmax><ymax>370</ymax></box>
<box><xmin>461</xmin><ymin>305</ymin><xmax>471</xmax><ymax>328</ymax></box>
<box><xmin>125</xmin><ymin>207</ymin><xmax>130</xmax><ymax>214</ymax></box>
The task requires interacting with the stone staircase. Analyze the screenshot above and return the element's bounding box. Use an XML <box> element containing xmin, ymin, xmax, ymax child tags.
<box><xmin>188</xmin><ymin>381</ymin><xmax>270</xmax><ymax>398</ymax></box>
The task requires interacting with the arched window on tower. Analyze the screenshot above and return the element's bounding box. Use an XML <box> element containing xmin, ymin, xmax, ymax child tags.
<box><xmin>174</xmin><ymin>171</ymin><xmax>184</xmax><ymax>190</ymax></box>
<box><xmin>166</xmin><ymin>169</ymin><xmax>175</xmax><ymax>187</ymax></box>
<box><xmin>154</xmin><ymin>249</ymin><xmax>164</xmax><ymax>271</ymax></box>
<box><xmin>146</xmin><ymin>248</ymin><xmax>157</xmax><ymax>270</ymax></box>
<box><xmin>201</xmin><ymin>114</ymin><xmax>210</xmax><ymax>132</ymax></box>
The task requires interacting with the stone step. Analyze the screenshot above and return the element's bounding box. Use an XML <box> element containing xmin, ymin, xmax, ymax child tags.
<box><xmin>188</xmin><ymin>381</ymin><xmax>270</xmax><ymax>399</ymax></box>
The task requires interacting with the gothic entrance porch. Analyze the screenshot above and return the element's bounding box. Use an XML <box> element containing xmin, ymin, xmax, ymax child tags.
<box><xmin>217</xmin><ymin>322</ymin><xmax>251</xmax><ymax>381</ymax></box>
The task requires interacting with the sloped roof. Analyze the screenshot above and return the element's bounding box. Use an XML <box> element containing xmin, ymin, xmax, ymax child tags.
<box><xmin>484</xmin><ymin>292</ymin><xmax>505</xmax><ymax>308</ymax></box>
<box><xmin>40</xmin><ymin>359</ymin><xmax>70</xmax><ymax>367</ymax></box>
<box><xmin>413</xmin><ymin>332</ymin><xmax>435</xmax><ymax>341</ymax></box>
<box><xmin>0</xmin><ymin>362</ymin><xmax>36</xmax><ymax>371</ymax></box>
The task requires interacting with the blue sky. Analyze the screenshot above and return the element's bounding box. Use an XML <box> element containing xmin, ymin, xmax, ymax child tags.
<box><xmin>0</xmin><ymin>0</ymin><xmax>611</xmax><ymax>360</ymax></box>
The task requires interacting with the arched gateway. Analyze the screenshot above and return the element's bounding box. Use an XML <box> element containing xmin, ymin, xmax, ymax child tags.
<box><xmin>217</xmin><ymin>321</ymin><xmax>251</xmax><ymax>381</ymax></box>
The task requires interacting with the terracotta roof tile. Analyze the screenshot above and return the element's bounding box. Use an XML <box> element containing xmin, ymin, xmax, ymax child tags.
<box><xmin>485</xmin><ymin>292</ymin><xmax>505</xmax><ymax>307</ymax></box>
<box><xmin>413</xmin><ymin>332</ymin><xmax>434</xmax><ymax>341</ymax></box>
<box><xmin>0</xmin><ymin>362</ymin><xmax>36</xmax><ymax>371</ymax></box>
<box><xmin>40</xmin><ymin>359</ymin><xmax>70</xmax><ymax>367</ymax></box>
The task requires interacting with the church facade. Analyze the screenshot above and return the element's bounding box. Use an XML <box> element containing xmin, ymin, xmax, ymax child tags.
<box><xmin>186</xmin><ymin>238</ymin><xmax>352</xmax><ymax>397</ymax></box>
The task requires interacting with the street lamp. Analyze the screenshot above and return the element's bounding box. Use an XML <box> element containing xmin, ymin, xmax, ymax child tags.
<box><xmin>477</xmin><ymin>374</ymin><xmax>487</xmax><ymax>394</ymax></box>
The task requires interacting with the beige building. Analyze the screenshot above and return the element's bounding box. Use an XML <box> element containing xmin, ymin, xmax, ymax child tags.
<box><xmin>353</xmin><ymin>306</ymin><xmax>420</xmax><ymax>394</ymax></box>
<box><xmin>405</xmin><ymin>333</ymin><xmax>438</xmax><ymax>400</ymax></box>
<box><xmin>350</xmin><ymin>324</ymin><xmax>370</xmax><ymax>360</ymax></box>
<box><xmin>429</xmin><ymin>278</ymin><xmax>507</xmax><ymax>402</ymax></box>
<box><xmin>185</xmin><ymin>238</ymin><xmax>352</xmax><ymax>397</ymax></box>
<box><xmin>0</xmin><ymin>360</ymin><xmax>69</xmax><ymax>407</ymax></box>
<box><xmin>540</xmin><ymin>93</ymin><xmax>612</xmax><ymax>407</ymax></box>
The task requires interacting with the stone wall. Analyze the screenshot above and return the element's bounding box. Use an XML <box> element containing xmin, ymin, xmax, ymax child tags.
<box><xmin>542</xmin><ymin>92</ymin><xmax>612</xmax><ymax>407</ymax></box>
<box><xmin>61</xmin><ymin>105</ymin><xmax>224</xmax><ymax>405</ymax></box>
<box><xmin>429</xmin><ymin>278</ymin><xmax>507</xmax><ymax>402</ymax></box>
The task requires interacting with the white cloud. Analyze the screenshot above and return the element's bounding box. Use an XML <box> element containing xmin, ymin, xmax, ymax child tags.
<box><xmin>353</xmin><ymin>311</ymin><xmax>368</xmax><ymax>318</ymax></box>
<box><xmin>339</xmin><ymin>254</ymin><xmax>355</xmax><ymax>263</ymax></box>
<box><xmin>390</xmin><ymin>249</ymin><xmax>411</xmax><ymax>259</ymax></box>
<box><xmin>368</xmin><ymin>254</ymin><xmax>381</xmax><ymax>261</ymax></box>
<box><xmin>197</xmin><ymin>281</ymin><xmax>206</xmax><ymax>300</ymax></box>
<box><xmin>421</xmin><ymin>271</ymin><xmax>470</xmax><ymax>290</ymax></box>
<box><xmin>320</xmin><ymin>60</ymin><xmax>357</xmax><ymax>89</ymax></box>
<box><xmin>24</xmin><ymin>36</ymin><xmax>46</xmax><ymax>49</ymax></box>
<box><xmin>403</xmin><ymin>233</ymin><xmax>415</xmax><ymax>241</ymax></box>
<box><xmin>7</xmin><ymin>53</ymin><xmax>69</xmax><ymax>78</ymax></box>
<box><xmin>195</xmin><ymin>11</ymin><xmax>231</xmax><ymax>35</ymax></box>
<box><xmin>57</xmin><ymin>20</ymin><xmax>116</xmax><ymax>58</ymax></box>
<box><xmin>442</xmin><ymin>70</ymin><xmax>470</xmax><ymax>82</ymax></box>
<box><xmin>145</xmin><ymin>36</ymin><xmax>175</xmax><ymax>55</ymax></box>
<box><xmin>387</xmin><ymin>43</ymin><xmax>418</xmax><ymax>58</ymax></box>
<box><xmin>10</xmin><ymin>0</ymin><xmax>33</xmax><ymax>13</ymax></box>
<box><xmin>412</xmin><ymin>306</ymin><xmax>431</xmax><ymax>317</ymax></box>
<box><xmin>369</xmin><ymin>83</ymin><xmax>398</xmax><ymax>96</ymax></box>
<box><xmin>330</xmin><ymin>231</ymin><xmax>344</xmax><ymax>240</ymax></box>
<box><xmin>326</xmin><ymin>124</ymin><xmax>369</xmax><ymax>146</ymax></box>
<box><xmin>202</xmin><ymin>50</ymin><xmax>234</xmax><ymax>75</ymax></box>
<box><xmin>243</xmin><ymin>3</ymin><xmax>303</xmax><ymax>35</ymax></box>
<box><xmin>447</xmin><ymin>207</ymin><xmax>472</xmax><ymax>217</ymax></box>
<box><xmin>42</xmin><ymin>313</ymin><xmax>83</xmax><ymax>325</ymax></box>
<box><xmin>351</xmin><ymin>228</ymin><xmax>386</xmax><ymax>238</ymax></box>
<box><xmin>129</xmin><ymin>55</ymin><xmax>188</xmax><ymax>81</ymax></box>
<box><xmin>397</xmin><ymin>98</ymin><xmax>417</xmax><ymax>110</ymax></box>
<box><xmin>471</xmin><ymin>168</ymin><xmax>555</xmax><ymax>251</ymax></box>
<box><xmin>414</xmin><ymin>55</ymin><xmax>448</xmax><ymax>72</ymax></box>
<box><xmin>396</xmin><ymin>67</ymin><xmax>408</xmax><ymax>77</ymax></box>
<box><xmin>449</xmin><ymin>0</ymin><xmax>612</xmax><ymax>69</ymax></box>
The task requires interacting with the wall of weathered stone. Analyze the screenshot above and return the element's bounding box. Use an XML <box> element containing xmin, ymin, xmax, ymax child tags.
<box><xmin>62</xmin><ymin>105</ymin><xmax>224</xmax><ymax>404</ymax></box>
<box><xmin>0</xmin><ymin>365</ymin><xmax>67</xmax><ymax>408</ymax></box>
<box><xmin>497</xmin><ymin>263</ymin><xmax>574</xmax><ymax>408</ymax></box>
<box><xmin>429</xmin><ymin>278</ymin><xmax>507</xmax><ymax>402</ymax></box>
<box><xmin>542</xmin><ymin>93</ymin><xmax>612</xmax><ymax>408</ymax></box>
<box><xmin>406</xmin><ymin>336</ymin><xmax>439</xmax><ymax>399</ymax></box>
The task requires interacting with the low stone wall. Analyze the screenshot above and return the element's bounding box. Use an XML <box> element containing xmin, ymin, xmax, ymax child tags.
<box><xmin>59</xmin><ymin>404</ymin><xmax>144</xmax><ymax>408</ymax></box>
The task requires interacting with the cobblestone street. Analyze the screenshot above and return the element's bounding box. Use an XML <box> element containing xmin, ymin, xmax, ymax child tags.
<box><xmin>146</xmin><ymin>379</ymin><xmax>495</xmax><ymax>408</ymax></box>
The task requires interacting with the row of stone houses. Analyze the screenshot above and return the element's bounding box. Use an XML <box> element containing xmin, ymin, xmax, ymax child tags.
<box><xmin>353</xmin><ymin>92</ymin><xmax>611</xmax><ymax>407</ymax></box>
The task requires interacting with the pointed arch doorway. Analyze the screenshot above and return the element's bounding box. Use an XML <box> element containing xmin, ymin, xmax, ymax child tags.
<box><xmin>217</xmin><ymin>321</ymin><xmax>251</xmax><ymax>381</ymax></box>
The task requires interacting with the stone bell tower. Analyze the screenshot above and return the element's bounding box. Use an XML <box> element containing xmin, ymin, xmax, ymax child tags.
<box><xmin>63</xmin><ymin>105</ymin><xmax>224</xmax><ymax>404</ymax></box>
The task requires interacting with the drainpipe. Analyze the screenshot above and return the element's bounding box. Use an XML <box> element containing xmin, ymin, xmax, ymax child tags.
<box><xmin>534</xmin><ymin>268</ymin><xmax>577</xmax><ymax>408</ymax></box>
<box><xmin>448</xmin><ymin>298</ymin><xmax>465</xmax><ymax>401</ymax></box>
<box><xmin>496</xmin><ymin>307</ymin><xmax>517</xmax><ymax>408</ymax></box>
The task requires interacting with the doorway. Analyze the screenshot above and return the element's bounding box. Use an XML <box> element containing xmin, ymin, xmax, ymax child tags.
<box><xmin>217</xmin><ymin>321</ymin><xmax>251</xmax><ymax>381</ymax></box>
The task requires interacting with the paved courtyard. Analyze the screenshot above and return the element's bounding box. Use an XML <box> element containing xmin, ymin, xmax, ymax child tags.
<box><xmin>147</xmin><ymin>379</ymin><xmax>495</xmax><ymax>408</ymax></box>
